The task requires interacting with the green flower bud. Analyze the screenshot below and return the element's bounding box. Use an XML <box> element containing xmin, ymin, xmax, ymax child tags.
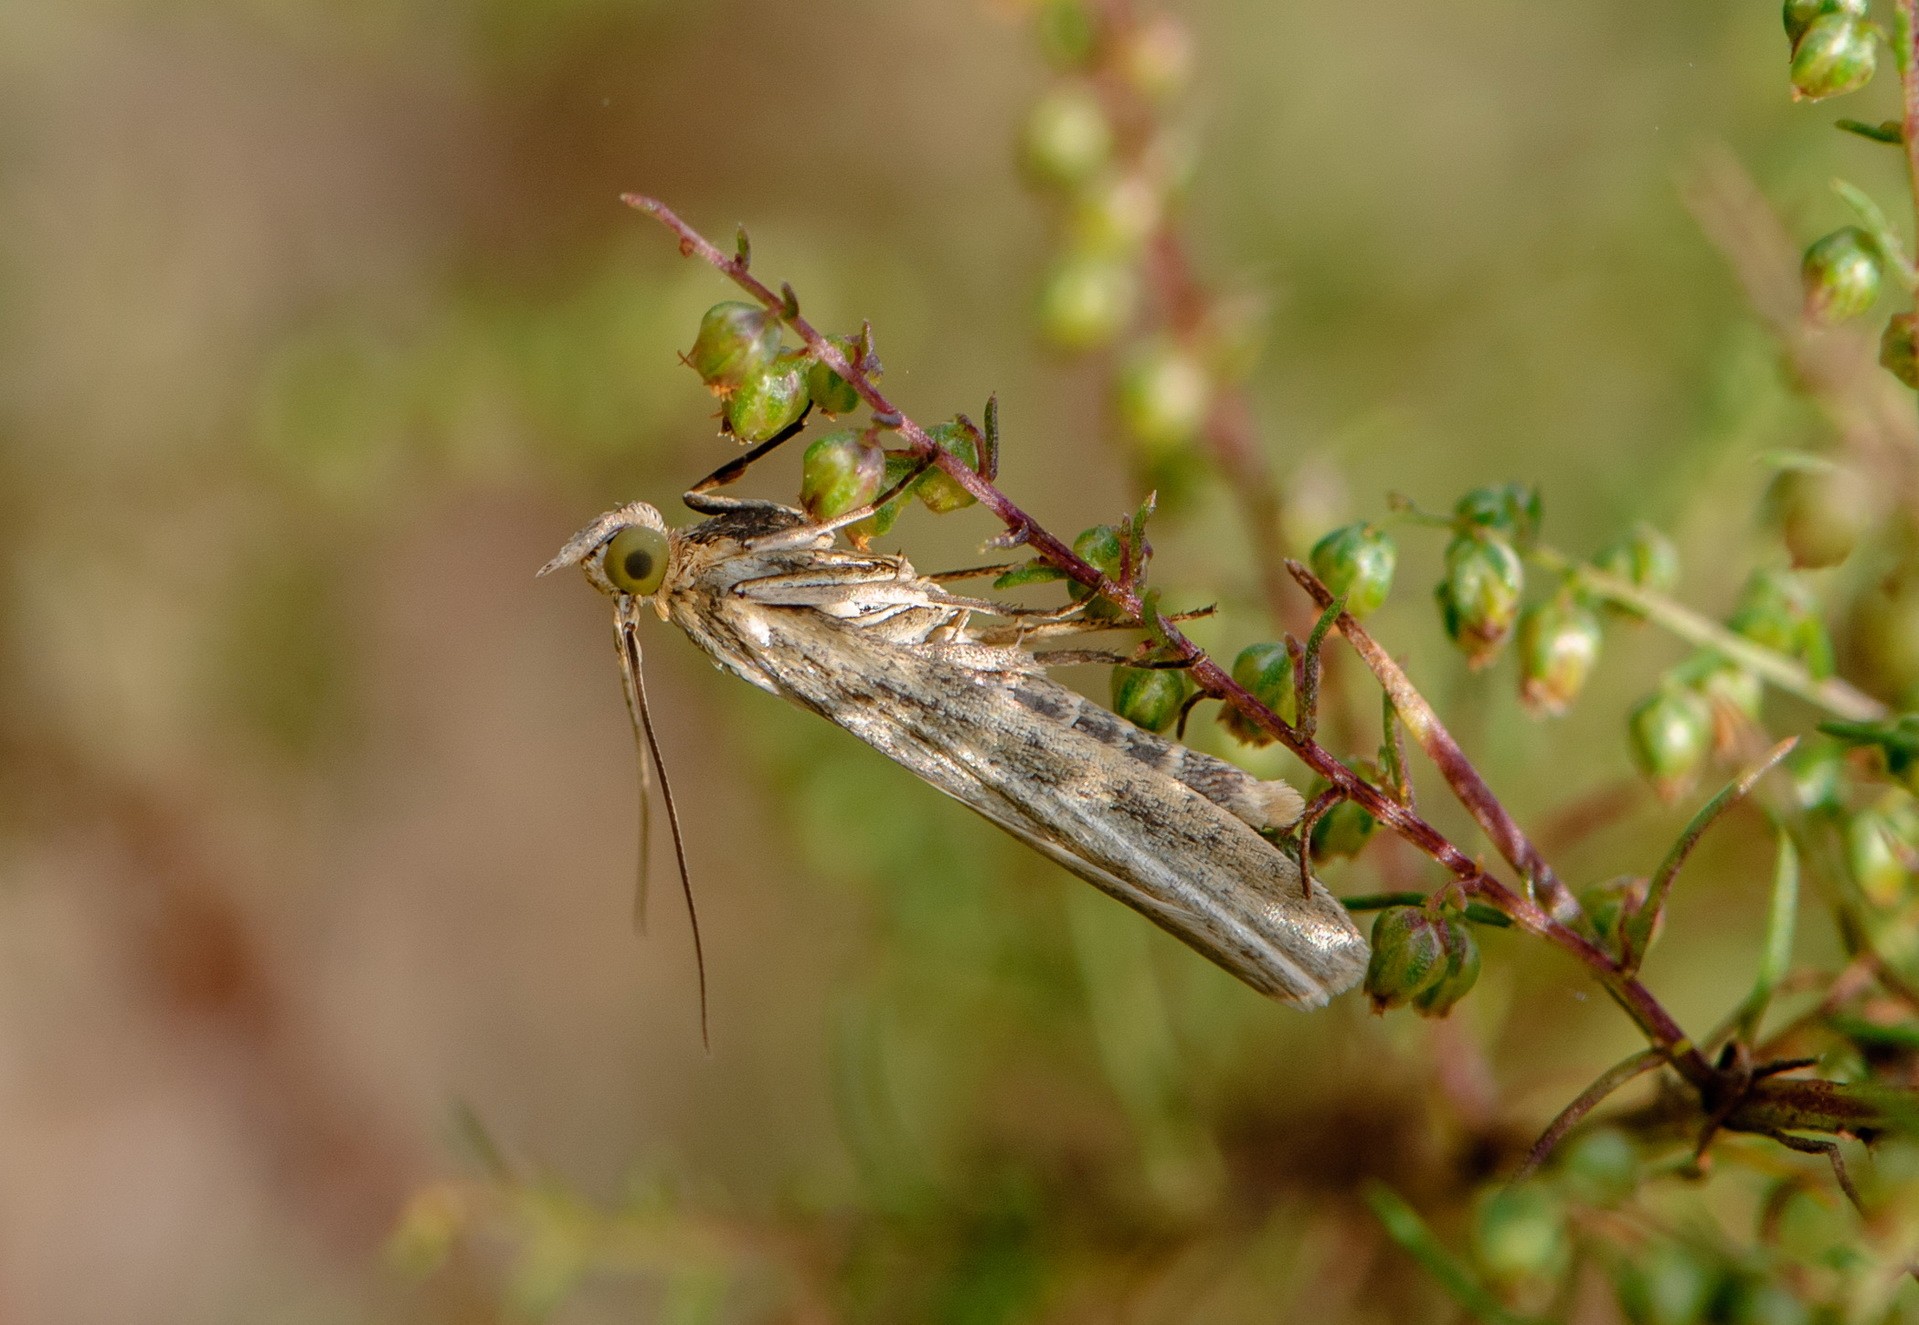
<box><xmin>1454</xmin><ymin>482</ymin><xmax>1541</xmax><ymax>543</ymax></box>
<box><xmin>1035</xmin><ymin>0</ymin><xmax>1099</xmax><ymax>69</ymax></box>
<box><xmin>725</xmin><ymin>351</ymin><xmax>809</xmax><ymax>442</ymax></box>
<box><xmin>1802</xmin><ymin>226</ymin><xmax>1882</xmax><ymax>323</ymax></box>
<box><xmin>1067</xmin><ymin>523</ymin><xmax>1126</xmax><ymax>618</ymax></box>
<box><xmin>1037</xmin><ymin>251</ymin><xmax>1138</xmax><ymax>351</ymax></box>
<box><xmin>1472</xmin><ymin>1186</ymin><xmax>1569</xmax><ymax>1288</ymax></box>
<box><xmin>1436</xmin><ymin>532</ymin><xmax>1524</xmax><ymax>668</ymax></box>
<box><xmin>1790</xmin><ymin>14</ymin><xmax>1876</xmax><ymax>102</ymax></box>
<box><xmin>1020</xmin><ymin>83</ymin><xmax>1113</xmax><ymax>190</ymax></box>
<box><xmin>1111</xmin><ymin>665</ymin><xmax>1189</xmax><ymax>733</ymax></box>
<box><xmin>1765</xmin><ymin>462</ymin><xmax>1870</xmax><ymax>569</ymax></box>
<box><xmin>1578</xmin><ymin>873</ymin><xmax>1653</xmax><ymax>959</ymax></box>
<box><xmin>799</xmin><ymin>430</ymin><xmax>884</xmax><ymax>522</ymax></box>
<box><xmin>1628</xmin><ymin>685</ymin><xmax>1713</xmax><ymax>799</ymax></box>
<box><xmin>1364</xmin><ymin>906</ymin><xmax>1448</xmax><ymax>1012</ymax></box>
<box><xmin>1517</xmin><ymin>591</ymin><xmax>1604</xmax><ymax>716</ymax></box>
<box><xmin>1729</xmin><ymin>569</ymin><xmax>1833</xmax><ymax>677</ymax></box>
<box><xmin>912</xmin><ymin>421</ymin><xmax>982</xmax><ymax>515</ymax></box>
<box><xmin>687</xmin><ymin>301</ymin><xmax>781</xmax><ymax>390</ymax></box>
<box><xmin>1411</xmin><ymin>913</ymin><xmax>1480</xmax><ymax>1018</ymax></box>
<box><xmin>1116</xmin><ymin>13</ymin><xmax>1194</xmax><ymax>104</ymax></box>
<box><xmin>1220</xmin><ymin>642</ymin><xmax>1297</xmax><ymax>745</ymax></box>
<box><xmin>1592</xmin><ymin>523</ymin><xmax>1680</xmax><ymax>623</ymax></box>
<box><xmin>1882</xmin><ymin>311</ymin><xmax>1919</xmax><ymax>388</ymax></box>
<box><xmin>1557</xmin><ymin>1128</ymin><xmax>1639</xmax><ymax>1207</ymax></box>
<box><xmin>846</xmin><ymin>453</ymin><xmax>920</xmax><ymax>543</ymax></box>
<box><xmin>1308</xmin><ymin>523</ymin><xmax>1397</xmax><ymax>618</ymax></box>
<box><xmin>1785</xmin><ymin>0</ymin><xmax>1867</xmax><ymax>45</ymax></box>
<box><xmin>1115</xmin><ymin>340</ymin><xmax>1213</xmax><ymax>454</ymax></box>
<box><xmin>1070</xmin><ymin>173</ymin><xmax>1163</xmax><ymax>257</ymax></box>
<box><xmin>805</xmin><ymin>337</ymin><xmax>874</xmax><ymax>417</ymax></box>
<box><xmin>1847</xmin><ymin>793</ymin><xmax>1919</xmax><ymax>907</ymax></box>
<box><xmin>1311</xmin><ymin>763</ymin><xmax>1380</xmax><ymax>861</ymax></box>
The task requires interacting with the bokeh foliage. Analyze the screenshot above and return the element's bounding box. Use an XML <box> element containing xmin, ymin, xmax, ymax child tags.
<box><xmin>5</xmin><ymin>0</ymin><xmax>1919</xmax><ymax>1321</ymax></box>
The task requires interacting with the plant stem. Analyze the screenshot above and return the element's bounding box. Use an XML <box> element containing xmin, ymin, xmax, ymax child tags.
<box><xmin>1286</xmin><ymin>560</ymin><xmax>1583</xmax><ymax>924</ymax></box>
<box><xmin>1532</xmin><ymin>548</ymin><xmax>1886</xmax><ymax>723</ymax></box>
<box><xmin>1900</xmin><ymin>0</ymin><xmax>1919</xmax><ymax>234</ymax></box>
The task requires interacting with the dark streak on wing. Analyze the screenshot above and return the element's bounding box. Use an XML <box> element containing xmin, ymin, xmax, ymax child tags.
<box><xmin>1009</xmin><ymin>680</ymin><xmax>1290</xmax><ymax>827</ymax></box>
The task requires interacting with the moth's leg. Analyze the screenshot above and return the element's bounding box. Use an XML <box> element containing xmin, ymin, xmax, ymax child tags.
<box><xmin>682</xmin><ymin>492</ymin><xmax>803</xmax><ymax>517</ymax></box>
<box><xmin>971</xmin><ymin>615</ymin><xmax>1116</xmax><ymax>645</ymax></box>
<box><xmin>681</xmin><ymin>407</ymin><xmax>816</xmax><ymax>514</ymax></box>
<box><xmin>926</xmin><ymin>563</ymin><xmax>1022</xmax><ymax>584</ymax></box>
<box><xmin>1008</xmin><ymin>678</ymin><xmax>1305</xmax><ymax>832</ymax></box>
<box><xmin>732</xmin><ymin>565</ymin><xmax>927</xmax><ymax>608</ymax></box>
<box><xmin>1028</xmin><ymin>649</ymin><xmax>1195</xmax><ymax>668</ymax></box>
<box><xmin>1027</xmin><ymin>649</ymin><xmax>1132</xmax><ymax>667</ymax></box>
<box><xmin>970</xmin><ymin>605</ymin><xmax>1216</xmax><ymax>645</ymax></box>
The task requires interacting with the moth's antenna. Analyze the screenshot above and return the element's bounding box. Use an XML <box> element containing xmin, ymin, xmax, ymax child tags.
<box><xmin>619</xmin><ymin>616</ymin><xmax>709</xmax><ymax>1050</ymax></box>
<box><xmin>612</xmin><ymin>617</ymin><xmax>652</xmax><ymax>935</ymax></box>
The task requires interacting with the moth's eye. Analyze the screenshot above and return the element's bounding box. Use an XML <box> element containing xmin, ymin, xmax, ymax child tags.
<box><xmin>602</xmin><ymin>524</ymin><xmax>669</xmax><ymax>595</ymax></box>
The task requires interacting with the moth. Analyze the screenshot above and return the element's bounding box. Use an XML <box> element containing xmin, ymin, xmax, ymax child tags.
<box><xmin>542</xmin><ymin>493</ymin><xmax>1368</xmax><ymax>1011</ymax></box>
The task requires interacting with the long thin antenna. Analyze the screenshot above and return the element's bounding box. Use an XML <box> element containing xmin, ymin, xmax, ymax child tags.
<box><xmin>613</xmin><ymin>618</ymin><xmax>652</xmax><ymax>935</ymax></box>
<box><xmin>620</xmin><ymin>620</ymin><xmax>709</xmax><ymax>1050</ymax></box>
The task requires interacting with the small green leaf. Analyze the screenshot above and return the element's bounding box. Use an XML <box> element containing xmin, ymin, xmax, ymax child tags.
<box><xmin>1836</xmin><ymin>117</ymin><xmax>1904</xmax><ymax>144</ymax></box>
<box><xmin>1832</xmin><ymin>179</ymin><xmax>1918</xmax><ymax>289</ymax></box>
<box><xmin>992</xmin><ymin>561</ymin><xmax>1072</xmax><ymax>590</ymax></box>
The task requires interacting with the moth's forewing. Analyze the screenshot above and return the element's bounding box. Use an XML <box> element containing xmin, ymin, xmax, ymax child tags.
<box><xmin>652</xmin><ymin>511</ymin><xmax>1367</xmax><ymax>1006</ymax></box>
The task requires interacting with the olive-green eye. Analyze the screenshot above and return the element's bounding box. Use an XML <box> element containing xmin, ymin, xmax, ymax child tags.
<box><xmin>603</xmin><ymin>524</ymin><xmax>669</xmax><ymax>595</ymax></box>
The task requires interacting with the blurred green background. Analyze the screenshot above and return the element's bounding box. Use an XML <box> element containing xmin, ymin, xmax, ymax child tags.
<box><xmin>0</xmin><ymin>0</ymin><xmax>1901</xmax><ymax>1320</ymax></box>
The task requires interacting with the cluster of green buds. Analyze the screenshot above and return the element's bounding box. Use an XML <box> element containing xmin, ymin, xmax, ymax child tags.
<box><xmin>1435</xmin><ymin>485</ymin><xmax>1535</xmax><ymax>669</ymax></box>
<box><xmin>1362</xmin><ymin>904</ymin><xmax>1481</xmax><ymax>1017</ymax></box>
<box><xmin>1621</xmin><ymin>569</ymin><xmax>1832</xmax><ymax>797</ymax></box>
<box><xmin>686</xmin><ymin>302</ymin><xmax>876</xmax><ymax>443</ymax></box>
<box><xmin>1024</xmin><ymin>3</ymin><xmax>1193</xmax><ymax>350</ymax></box>
<box><xmin>1395</xmin><ymin>1125</ymin><xmax>1861</xmax><ymax>1321</ymax></box>
<box><xmin>682</xmin><ymin>298</ymin><xmax>997</xmax><ymax>547</ymax></box>
<box><xmin>1020</xmin><ymin>1</ymin><xmax>1269</xmax><ymax>484</ymax></box>
<box><xmin>1784</xmin><ymin>0</ymin><xmax>1876</xmax><ymax>101</ymax></box>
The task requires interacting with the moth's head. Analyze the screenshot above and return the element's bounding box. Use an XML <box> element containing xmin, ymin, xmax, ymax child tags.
<box><xmin>540</xmin><ymin>501</ymin><xmax>674</xmax><ymax>611</ymax></box>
